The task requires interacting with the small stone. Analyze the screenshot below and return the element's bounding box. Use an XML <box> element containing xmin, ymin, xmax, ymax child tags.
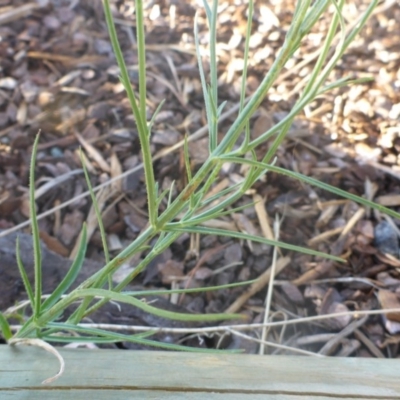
<box><xmin>0</xmin><ymin>77</ymin><xmax>17</xmax><ymax>90</ymax></box>
<box><xmin>374</xmin><ymin>220</ymin><xmax>399</xmax><ymax>257</ymax></box>
<box><xmin>43</xmin><ymin>15</ymin><xmax>61</xmax><ymax>30</ymax></box>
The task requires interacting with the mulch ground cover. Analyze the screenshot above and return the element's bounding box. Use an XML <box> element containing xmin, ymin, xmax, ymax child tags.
<box><xmin>1</xmin><ymin>0</ymin><xmax>400</xmax><ymax>357</ymax></box>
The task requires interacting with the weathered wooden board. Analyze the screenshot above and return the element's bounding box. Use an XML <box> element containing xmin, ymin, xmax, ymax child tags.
<box><xmin>1</xmin><ymin>346</ymin><xmax>399</xmax><ymax>399</ymax></box>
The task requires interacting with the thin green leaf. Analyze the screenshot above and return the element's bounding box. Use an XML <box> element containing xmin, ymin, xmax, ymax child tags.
<box><xmin>183</xmin><ymin>134</ymin><xmax>193</xmax><ymax>182</ymax></box>
<box><xmin>42</xmin><ymin>224</ymin><xmax>87</xmax><ymax>310</ymax></box>
<box><xmin>194</xmin><ymin>12</ymin><xmax>213</xmax><ymax>152</ymax></box>
<box><xmin>199</xmin><ymin>182</ymin><xmax>242</xmax><ymax>208</ymax></box>
<box><xmin>317</xmin><ymin>76</ymin><xmax>374</xmax><ymax>96</ymax></box>
<box><xmin>29</xmin><ymin>132</ymin><xmax>42</xmax><ymax>318</ymax></box>
<box><xmin>0</xmin><ymin>312</ymin><xmax>12</xmax><ymax>341</ymax></box>
<box><xmin>157</xmin><ymin>187</ymin><xmax>171</xmax><ymax>208</ymax></box>
<box><xmin>238</xmin><ymin>0</ymin><xmax>253</xmax><ymax>152</ymax></box>
<box><xmin>45</xmin><ymin>323</ymin><xmax>241</xmax><ymax>353</ymax></box>
<box><xmin>167</xmin><ymin>201</ymin><xmax>256</xmax><ymax>230</ymax></box>
<box><xmin>71</xmin><ymin>288</ymin><xmax>243</xmax><ymax>322</ymax></box>
<box><xmin>201</xmin><ymin>0</ymin><xmax>212</xmax><ymax>21</ymax></box>
<box><xmin>169</xmin><ymin>226</ymin><xmax>344</xmax><ymax>262</ymax></box>
<box><xmin>207</xmin><ymin>84</ymin><xmax>218</xmax><ymax>152</ymax></box>
<box><xmin>148</xmin><ymin>99</ymin><xmax>166</xmax><ymax>133</ymax></box>
<box><xmin>125</xmin><ymin>278</ymin><xmax>257</xmax><ymax>297</ymax></box>
<box><xmin>80</xmin><ymin>149</ymin><xmax>110</xmax><ymax>266</ymax></box>
<box><xmin>15</xmin><ymin>236</ymin><xmax>35</xmax><ymax>309</ymax></box>
<box><xmin>208</xmin><ymin>0</ymin><xmax>219</xmax><ymax>152</ymax></box>
<box><xmin>217</xmin><ymin>100</ymin><xmax>227</xmax><ymax>118</ymax></box>
<box><xmin>167</xmin><ymin>180</ymin><xmax>175</xmax><ymax>207</ymax></box>
<box><xmin>220</xmin><ymin>156</ymin><xmax>400</xmax><ymax>221</ymax></box>
<box><xmin>302</xmin><ymin>0</ymin><xmax>345</xmax><ymax>96</ymax></box>
<box><xmin>134</xmin><ymin>0</ymin><xmax>147</xmax><ymax>123</ymax></box>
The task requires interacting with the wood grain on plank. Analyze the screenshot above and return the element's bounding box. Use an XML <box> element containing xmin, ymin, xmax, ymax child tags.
<box><xmin>0</xmin><ymin>346</ymin><xmax>399</xmax><ymax>399</ymax></box>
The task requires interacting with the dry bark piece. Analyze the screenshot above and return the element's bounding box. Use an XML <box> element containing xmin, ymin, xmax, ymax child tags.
<box><xmin>378</xmin><ymin>290</ymin><xmax>400</xmax><ymax>323</ymax></box>
<box><xmin>59</xmin><ymin>209</ymin><xmax>85</xmax><ymax>246</ymax></box>
<box><xmin>157</xmin><ymin>259</ymin><xmax>184</xmax><ymax>285</ymax></box>
<box><xmin>39</xmin><ymin>230</ymin><xmax>69</xmax><ymax>257</ymax></box>
<box><xmin>280</xmin><ymin>282</ymin><xmax>304</xmax><ymax>305</ymax></box>
<box><xmin>319</xmin><ymin>288</ymin><xmax>351</xmax><ymax>331</ymax></box>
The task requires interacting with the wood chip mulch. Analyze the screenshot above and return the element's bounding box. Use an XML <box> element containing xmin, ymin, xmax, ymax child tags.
<box><xmin>1</xmin><ymin>0</ymin><xmax>400</xmax><ymax>357</ymax></box>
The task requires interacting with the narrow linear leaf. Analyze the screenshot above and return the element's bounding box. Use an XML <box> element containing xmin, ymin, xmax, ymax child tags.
<box><xmin>217</xmin><ymin>101</ymin><xmax>227</xmax><ymax>118</ymax></box>
<box><xmin>46</xmin><ymin>323</ymin><xmax>241</xmax><ymax>353</ymax></box>
<box><xmin>318</xmin><ymin>76</ymin><xmax>374</xmax><ymax>96</ymax></box>
<box><xmin>170</xmin><ymin>226</ymin><xmax>344</xmax><ymax>262</ymax></box>
<box><xmin>16</xmin><ymin>236</ymin><xmax>35</xmax><ymax>309</ymax></box>
<box><xmin>0</xmin><ymin>312</ymin><xmax>12</xmax><ymax>341</ymax></box>
<box><xmin>166</xmin><ymin>201</ymin><xmax>256</xmax><ymax>229</ymax></box>
<box><xmin>167</xmin><ymin>180</ymin><xmax>175</xmax><ymax>207</ymax></box>
<box><xmin>80</xmin><ymin>149</ymin><xmax>110</xmax><ymax>265</ymax></box>
<box><xmin>221</xmin><ymin>156</ymin><xmax>400</xmax><ymax>221</ymax></box>
<box><xmin>201</xmin><ymin>0</ymin><xmax>212</xmax><ymax>21</ymax></box>
<box><xmin>29</xmin><ymin>133</ymin><xmax>42</xmax><ymax>317</ymax></box>
<box><xmin>73</xmin><ymin>288</ymin><xmax>243</xmax><ymax>322</ymax></box>
<box><xmin>124</xmin><ymin>278</ymin><xmax>257</xmax><ymax>297</ymax></box>
<box><xmin>148</xmin><ymin>99</ymin><xmax>166</xmax><ymax>133</ymax></box>
<box><xmin>183</xmin><ymin>134</ymin><xmax>192</xmax><ymax>182</ymax></box>
<box><xmin>194</xmin><ymin>12</ymin><xmax>213</xmax><ymax>151</ymax></box>
<box><xmin>157</xmin><ymin>187</ymin><xmax>171</xmax><ymax>208</ymax></box>
<box><xmin>42</xmin><ymin>224</ymin><xmax>87</xmax><ymax>310</ymax></box>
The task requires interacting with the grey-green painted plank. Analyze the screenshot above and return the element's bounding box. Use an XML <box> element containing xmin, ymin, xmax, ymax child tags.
<box><xmin>0</xmin><ymin>346</ymin><xmax>399</xmax><ymax>398</ymax></box>
<box><xmin>0</xmin><ymin>391</ymin><xmax>387</xmax><ymax>400</ymax></box>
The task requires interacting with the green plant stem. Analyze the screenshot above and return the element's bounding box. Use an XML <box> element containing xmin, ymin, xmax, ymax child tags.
<box><xmin>103</xmin><ymin>0</ymin><xmax>157</xmax><ymax>227</ymax></box>
<box><xmin>135</xmin><ymin>0</ymin><xmax>147</xmax><ymax>123</ymax></box>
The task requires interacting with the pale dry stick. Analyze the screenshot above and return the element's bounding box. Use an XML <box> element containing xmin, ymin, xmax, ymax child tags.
<box><xmin>27</xmin><ymin>51</ymin><xmax>106</xmax><ymax>67</ymax></box>
<box><xmin>335</xmin><ymin>339</ymin><xmax>360</xmax><ymax>357</ymax></box>
<box><xmin>339</xmin><ymin>207</ymin><xmax>365</xmax><ymax>239</ymax></box>
<box><xmin>295</xmin><ymin>333</ymin><xmax>337</xmax><ymax>346</ymax></box>
<box><xmin>163</xmin><ymin>53</ymin><xmax>182</xmax><ymax>97</ymax></box>
<box><xmin>8</xmin><ymin>308</ymin><xmax>400</xmax><ymax>336</ymax></box>
<box><xmin>34</xmin><ymin>169</ymin><xmax>83</xmax><ymax>200</ymax></box>
<box><xmin>253</xmin><ymin>194</ymin><xmax>275</xmax><ymax>248</ymax></box>
<box><xmin>75</xmin><ymin>132</ymin><xmax>111</xmax><ymax>173</ymax></box>
<box><xmin>224</xmin><ymin>256</ymin><xmax>291</xmax><ymax>314</ymax></box>
<box><xmin>318</xmin><ymin>315</ymin><xmax>369</xmax><ymax>356</ymax></box>
<box><xmin>265</xmin><ymin>310</ymin><xmax>291</xmax><ymax>354</ymax></box>
<box><xmin>290</xmin><ymin>137</ymin><xmax>324</xmax><ymax>155</ymax></box>
<box><xmin>259</xmin><ymin>215</ymin><xmax>281</xmax><ymax>355</ymax></box>
<box><xmin>0</xmin><ymin>101</ymin><xmax>245</xmax><ymax>239</ymax></box>
<box><xmin>228</xmin><ymin>329</ymin><xmax>324</xmax><ymax>358</ymax></box>
<box><xmin>0</xmin><ymin>3</ymin><xmax>39</xmax><ymax>25</ymax></box>
<box><xmin>354</xmin><ymin>328</ymin><xmax>385</xmax><ymax>358</ymax></box>
<box><xmin>315</xmin><ymin>204</ymin><xmax>340</xmax><ymax>228</ymax></box>
<box><xmin>376</xmin><ymin>194</ymin><xmax>400</xmax><ymax>207</ymax></box>
<box><xmin>211</xmin><ymin>261</ymin><xmax>243</xmax><ymax>276</ymax></box>
<box><xmin>307</xmin><ymin>226</ymin><xmax>343</xmax><ymax>246</ymax></box>
<box><xmin>367</xmin><ymin>161</ymin><xmax>400</xmax><ymax>181</ymax></box>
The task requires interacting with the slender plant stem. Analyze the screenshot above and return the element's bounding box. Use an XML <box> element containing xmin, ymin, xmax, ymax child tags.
<box><xmin>103</xmin><ymin>0</ymin><xmax>157</xmax><ymax>227</ymax></box>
